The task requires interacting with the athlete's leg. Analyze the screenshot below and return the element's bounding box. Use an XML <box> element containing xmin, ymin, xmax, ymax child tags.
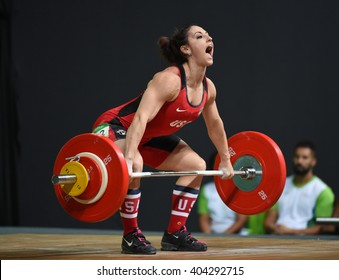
<box><xmin>156</xmin><ymin>139</ymin><xmax>206</xmax><ymax>188</ymax></box>
<box><xmin>114</xmin><ymin>139</ymin><xmax>156</xmax><ymax>254</ymax></box>
<box><xmin>141</xmin><ymin>137</ymin><xmax>207</xmax><ymax>251</ymax></box>
<box><xmin>115</xmin><ymin>139</ymin><xmax>142</xmax><ymax>232</ymax></box>
<box><xmin>93</xmin><ymin>123</ymin><xmax>155</xmax><ymax>254</ymax></box>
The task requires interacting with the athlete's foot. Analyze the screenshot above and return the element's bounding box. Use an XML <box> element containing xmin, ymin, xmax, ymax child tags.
<box><xmin>161</xmin><ymin>226</ymin><xmax>207</xmax><ymax>251</ymax></box>
<box><xmin>121</xmin><ymin>228</ymin><xmax>157</xmax><ymax>254</ymax></box>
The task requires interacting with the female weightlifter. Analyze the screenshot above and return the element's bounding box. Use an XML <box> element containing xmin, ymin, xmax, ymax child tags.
<box><xmin>93</xmin><ymin>24</ymin><xmax>234</xmax><ymax>254</ymax></box>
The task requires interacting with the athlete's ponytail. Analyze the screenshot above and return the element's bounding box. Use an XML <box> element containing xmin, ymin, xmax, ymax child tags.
<box><xmin>157</xmin><ymin>24</ymin><xmax>194</xmax><ymax>65</ymax></box>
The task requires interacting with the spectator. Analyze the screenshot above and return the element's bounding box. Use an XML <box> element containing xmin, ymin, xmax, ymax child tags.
<box><xmin>265</xmin><ymin>141</ymin><xmax>335</xmax><ymax>235</ymax></box>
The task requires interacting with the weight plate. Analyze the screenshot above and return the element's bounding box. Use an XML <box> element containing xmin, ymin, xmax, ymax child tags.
<box><xmin>53</xmin><ymin>133</ymin><xmax>129</xmax><ymax>222</ymax></box>
<box><xmin>214</xmin><ymin>131</ymin><xmax>286</xmax><ymax>215</ymax></box>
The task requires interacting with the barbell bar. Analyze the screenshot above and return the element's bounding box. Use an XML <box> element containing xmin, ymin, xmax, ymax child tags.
<box><xmin>51</xmin><ymin>168</ymin><xmax>262</xmax><ymax>185</ymax></box>
<box><xmin>52</xmin><ymin>131</ymin><xmax>286</xmax><ymax>222</ymax></box>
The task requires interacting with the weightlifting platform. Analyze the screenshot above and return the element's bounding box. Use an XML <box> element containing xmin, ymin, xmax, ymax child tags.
<box><xmin>1</xmin><ymin>227</ymin><xmax>338</xmax><ymax>260</ymax></box>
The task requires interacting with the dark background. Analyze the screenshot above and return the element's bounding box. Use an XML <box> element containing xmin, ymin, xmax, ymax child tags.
<box><xmin>1</xmin><ymin>0</ymin><xmax>338</xmax><ymax>232</ymax></box>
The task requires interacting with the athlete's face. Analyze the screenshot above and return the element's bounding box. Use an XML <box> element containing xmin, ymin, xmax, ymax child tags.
<box><xmin>183</xmin><ymin>26</ymin><xmax>214</xmax><ymax>66</ymax></box>
<box><xmin>292</xmin><ymin>147</ymin><xmax>316</xmax><ymax>176</ymax></box>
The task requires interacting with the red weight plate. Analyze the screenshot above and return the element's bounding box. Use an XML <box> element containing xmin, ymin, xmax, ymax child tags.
<box><xmin>214</xmin><ymin>131</ymin><xmax>286</xmax><ymax>215</ymax></box>
<box><xmin>53</xmin><ymin>133</ymin><xmax>129</xmax><ymax>222</ymax></box>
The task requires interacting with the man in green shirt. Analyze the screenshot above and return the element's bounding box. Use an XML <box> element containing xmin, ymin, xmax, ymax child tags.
<box><xmin>265</xmin><ymin>141</ymin><xmax>335</xmax><ymax>235</ymax></box>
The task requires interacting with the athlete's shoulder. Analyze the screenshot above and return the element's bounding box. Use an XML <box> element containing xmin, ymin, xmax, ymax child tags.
<box><xmin>144</xmin><ymin>67</ymin><xmax>181</xmax><ymax>101</ymax></box>
<box><xmin>150</xmin><ymin>66</ymin><xmax>180</xmax><ymax>82</ymax></box>
<box><xmin>205</xmin><ymin>77</ymin><xmax>216</xmax><ymax>102</ymax></box>
<box><xmin>163</xmin><ymin>65</ymin><xmax>181</xmax><ymax>75</ymax></box>
<box><xmin>206</xmin><ymin>77</ymin><xmax>215</xmax><ymax>90</ymax></box>
<box><xmin>148</xmin><ymin>66</ymin><xmax>181</xmax><ymax>94</ymax></box>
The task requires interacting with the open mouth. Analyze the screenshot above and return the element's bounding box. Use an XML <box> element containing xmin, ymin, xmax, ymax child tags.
<box><xmin>205</xmin><ymin>45</ymin><xmax>213</xmax><ymax>56</ymax></box>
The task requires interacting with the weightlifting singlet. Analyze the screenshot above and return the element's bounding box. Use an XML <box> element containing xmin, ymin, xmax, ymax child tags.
<box><xmin>93</xmin><ymin>64</ymin><xmax>208</xmax><ymax>142</ymax></box>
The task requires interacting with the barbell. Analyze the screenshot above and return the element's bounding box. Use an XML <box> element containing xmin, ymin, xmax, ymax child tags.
<box><xmin>52</xmin><ymin>168</ymin><xmax>261</xmax><ymax>183</ymax></box>
<box><xmin>52</xmin><ymin>131</ymin><xmax>286</xmax><ymax>222</ymax></box>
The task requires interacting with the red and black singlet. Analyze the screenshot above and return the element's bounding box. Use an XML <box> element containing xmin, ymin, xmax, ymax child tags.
<box><xmin>93</xmin><ymin>65</ymin><xmax>209</xmax><ymax>142</ymax></box>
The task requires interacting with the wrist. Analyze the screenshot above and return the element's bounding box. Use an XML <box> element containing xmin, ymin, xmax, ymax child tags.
<box><xmin>220</xmin><ymin>153</ymin><xmax>231</xmax><ymax>161</ymax></box>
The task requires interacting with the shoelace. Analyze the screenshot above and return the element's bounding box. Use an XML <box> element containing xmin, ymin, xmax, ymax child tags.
<box><xmin>180</xmin><ymin>226</ymin><xmax>205</xmax><ymax>245</ymax></box>
<box><xmin>179</xmin><ymin>227</ymin><xmax>197</xmax><ymax>242</ymax></box>
<box><xmin>134</xmin><ymin>230</ymin><xmax>148</xmax><ymax>245</ymax></box>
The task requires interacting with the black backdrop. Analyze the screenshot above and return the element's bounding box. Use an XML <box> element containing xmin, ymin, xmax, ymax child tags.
<box><xmin>1</xmin><ymin>0</ymin><xmax>338</xmax><ymax>232</ymax></box>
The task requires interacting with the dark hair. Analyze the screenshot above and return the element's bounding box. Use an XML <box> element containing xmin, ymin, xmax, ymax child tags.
<box><xmin>294</xmin><ymin>140</ymin><xmax>316</xmax><ymax>157</ymax></box>
<box><xmin>157</xmin><ymin>24</ymin><xmax>194</xmax><ymax>65</ymax></box>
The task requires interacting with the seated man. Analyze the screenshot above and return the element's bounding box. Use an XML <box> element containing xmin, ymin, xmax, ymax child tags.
<box><xmin>265</xmin><ymin>141</ymin><xmax>334</xmax><ymax>235</ymax></box>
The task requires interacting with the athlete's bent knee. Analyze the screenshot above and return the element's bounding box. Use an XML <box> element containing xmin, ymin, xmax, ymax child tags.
<box><xmin>194</xmin><ymin>157</ymin><xmax>206</xmax><ymax>171</ymax></box>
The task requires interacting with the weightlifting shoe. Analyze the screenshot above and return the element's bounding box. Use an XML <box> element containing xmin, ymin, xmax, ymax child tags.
<box><xmin>161</xmin><ymin>226</ymin><xmax>207</xmax><ymax>251</ymax></box>
<box><xmin>121</xmin><ymin>228</ymin><xmax>157</xmax><ymax>254</ymax></box>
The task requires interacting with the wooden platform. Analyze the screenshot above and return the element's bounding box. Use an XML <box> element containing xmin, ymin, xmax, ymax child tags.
<box><xmin>1</xmin><ymin>228</ymin><xmax>339</xmax><ymax>260</ymax></box>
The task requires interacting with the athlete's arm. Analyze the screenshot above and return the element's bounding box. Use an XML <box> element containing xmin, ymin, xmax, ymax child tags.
<box><xmin>124</xmin><ymin>69</ymin><xmax>180</xmax><ymax>173</ymax></box>
<box><xmin>202</xmin><ymin>79</ymin><xmax>233</xmax><ymax>179</ymax></box>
